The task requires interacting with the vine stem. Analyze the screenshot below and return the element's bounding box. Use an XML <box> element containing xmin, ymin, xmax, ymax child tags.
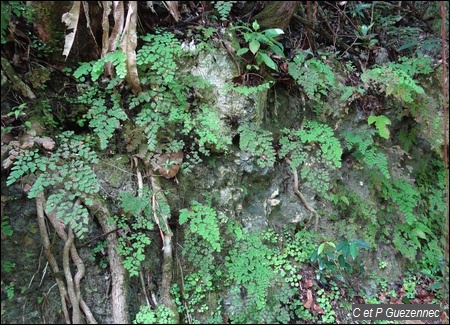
<box><xmin>285</xmin><ymin>158</ymin><xmax>319</xmax><ymax>231</ymax></box>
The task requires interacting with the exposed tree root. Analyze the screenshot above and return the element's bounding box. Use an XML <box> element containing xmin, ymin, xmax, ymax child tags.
<box><xmin>150</xmin><ymin>175</ymin><xmax>180</xmax><ymax>323</ymax></box>
<box><xmin>47</xmin><ymin>199</ymin><xmax>97</xmax><ymax>323</ymax></box>
<box><xmin>37</xmin><ymin>193</ymin><xmax>98</xmax><ymax>324</ymax></box>
<box><xmin>87</xmin><ymin>195</ymin><xmax>129</xmax><ymax>324</ymax></box>
<box><xmin>285</xmin><ymin>159</ymin><xmax>320</xmax><ymax>231</ymax></box>
<box><xmin>36</xmin><ymin>192</ymin><xmax>71</xmax><ymax>324</ymax></box>
<box><xmin>135</xmin><ymin>165</ymin><xmax>154</xmax><ymax>310</ymax></box>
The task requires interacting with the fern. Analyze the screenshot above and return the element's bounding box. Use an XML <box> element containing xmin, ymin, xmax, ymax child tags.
<box><xmin>118</xmin><ymin>231</ymin><xmax>151</xmax><ymax>277</ymax></box>
<box><xmin>7</xmin><ymin>132</ymin><xmax>99</xmax><ymax>238</ymax></box>
<box><xmin>179</xmin><ymin>200</ymin><xmax>221</xmax><ymax>252</ymax></box>
<box><xmin>361</xmin><ymin>65</ymin><xmax>425</xmax><ymax>103</ymax></box>
<box><xmin>86</xmin><ymin>94</ymin><xmax>127</xmax><ymax>150</ymax></box>
<box><xmin>193</xmin><ymin>105</ymin><xmax>232</xmax><ymax>156</ymax></box>
<box><xmin>114</xmin><ymin>188</ymin><xmax>158</xmax><ymax>277</ymax></box>
<box><xmin>224</xmin><ymin>232</ymin><xmax>284</xmax><ymax>323</ymax></box>
<box><xmin>134</xmin><ymin>30</ymin><xmax>195</xmax><ymax>156</ymax></box>
<box><xmin>343</xmin><ymin>130</ymin><xmax>391</xmax><ymax>179</ymax></box>
<box><xmin>390</xmin><ymin>179</ymin><xmax>419</xmax><ymax>226</ymax></box>
<box><xmin>368</xmin><ymin>115</ymin><xmax>392</xmax><ymax>139</ymax></box>
<box><xmin>238</xmin><ymin>124</ymin><xmax>276</xmax><ymax>168</ymax></box>
<box><xmin>212</xmin><ymin>1</ymin><xmax>236</xmax><ymax>22</ymax></box>
<box><xmin>137</xmin><ymin>30</ymin><xmax>182</xmax><ymax>85</ymax></box>
<box><xmin>288</xmin><ymin>51</ymin><xmax>336</xmax><ymax>102</ymax></box>
<box><xmin>279</xmin><ymin>121</ymin><xmax>342</xmax><ymax>197</ymax></box>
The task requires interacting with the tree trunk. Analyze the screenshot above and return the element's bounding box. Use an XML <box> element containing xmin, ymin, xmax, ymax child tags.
<box><xmin>251</xmin><ymin>1</ymin><xmax>299</xmax><ymax>30</ymax></box>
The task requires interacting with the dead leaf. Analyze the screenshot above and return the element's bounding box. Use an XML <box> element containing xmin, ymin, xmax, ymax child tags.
<box><xmin>104</xmin><ymin>1</ymin><xmax>124</xmax><ymax>77</ymax></box>
<box><xmin>441</xmin><ymin>310</ymin><xmax>448</xmax><ymax>322</ymax></box>
<box><xmin>163</xmin><ymin>1</ymin><xmax>181</xmax><ymax>22</ymax></box>
<box><xmin>41</xmin><ymin>137</ymin><xmax>55</xmax><ymax>150</ymax></box>
<box><xmin>120</xmin><ymin>1</ymin><xmax>141</xmax><ymax>93</ymax></box>
<box><xmin>313</xmin><ymin>303</ymin><xmax>324</xmax><ymax>314</ymax></box>
<box><xmin>62</xmin><ymin>1</ymin><xmax>81</xmax><ymax>59</ymax></box>
<box><xmin>378</xmin><ymin>291</ymin><xmax>387</xmax><ymax>303</ymax></box>
<box><xmin>303</xmin><ymin>289</ymin><xmax>314</xmax><ymax>309</ymax></box>
<box><xmin>2</xmin><ymin>156</ymin><xmax>14</xmax><ymax>169</ymax></box>
<box><xmin>82</xmin><ymin>1</ymin><xmax>99</xmax><ymax>50</ymax></box>
<box><xmin>23</xmin><ymin>183</ymin><xmax>32</xmax><ymax>193</ymax></box>
<box><xmin>101</xmin><ymin>1</ymin><xmax>112</xmax><ymax>57</ymax></box>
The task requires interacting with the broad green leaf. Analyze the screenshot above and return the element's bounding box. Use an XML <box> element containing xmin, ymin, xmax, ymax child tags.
<box><xmin>310</xmin><ymin>250</ymin><xmax>319</xmax><ymax>262</ymax></box>
<box><xmin>341</xmin><ymin>195</ymin><xmax>349</xmax><ymax>205</ymax></box>
<box><xmin>264</xmin><ymin>28</ymin><xmax>284</xmax><ymax>38</ymax></box>
<box><xmin>236</xmin><ymin>47</ymin><xmax>249</xmax><ymax>56</ymax></box>
<box><xmin>249</xmin><ymin>39</ymin><xmax>260</xmax><ymax>54</ymax></box>
<box><xmin>257</xmin><ymin>52</ymin><xmax>277</xmax><ymax>71</ymax></box>
<box><xmin>318</xmin><ymin>258</ymin><xmax>326</xmax><ymax>270</ymax></box>
<box><xmin>270</xmin><ymin>43</ymin><xmax>285</xmax><ymax>57</ymax></box>
<box><xmin>349</xmin><ymin>242</ymin><xmax>358</xmax><ymax>260</ymax></box>
<box><xmin>428</xmin><ymin>282</ymin><xmax>442</xmax><ymax>290</ymax></box>
<box><xmin>317</xmin><ymin>243</ymin><xmax>326</xmax><ymax>255</ymax></box>
<box><xmin>338</xmin><ymin>254</ymin><xmax>346</xmax><ymax>268</ymax></box>
<box><xmin>354</xmin><ymin>238</ymin><xmax>371</xmax><ymax>249</ymax></box>
<box><xmin>335</xmin><ymin>238</ymin><xmax>348</xmax><ymax>252</ymax></box>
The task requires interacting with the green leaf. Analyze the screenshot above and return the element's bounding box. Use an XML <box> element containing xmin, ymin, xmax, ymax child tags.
<box><xmin>310</xmin><ymin>250</ymin><xmax>319</xmax><ymax>263</ymax></box>
<box><xmin>428</xmin><ymin>282</ymin><xmax>442</xmax><ymax>290</ymax></box>
<box><xmin>368</xmin><ymin>115</ymin><xmax>391</xmax><ymax>139</ymax></box>
<box><xmin>264</xmin><ymin>28</ymin><xmax>284</xmax><ymax>38</ymax></box>
<box><xmin>236</xmin><ymin>47</ymin><xmax>249</xmax><ymax>56</ymax></box>
<box><xmin>326</xmin><ymin>241</ymin><xmax>336</xmax><ymax>248</ymax></box>
<box><xmin>354</xmin><ymin>238</ymin><xmax>371</xmax><ymax>249</ymax></box>
<box><xmin>318</xmin><ymin>258</ymin><xmax>326</xmax><ymax>270</ymax></box>
<box><xmin>335</xmin><ymin>238</ymin><xmax>348</xmax><ymax>252</ymax></box>
<box><xmin>257</xmin><ymin>52</ymin><xmax>277</xmax><ymax>71</ymax></box>
<box><xmin>252</xmin><ymin>20</ymin><xmax>260</xmax><ymax>31</ymax></box>
<box><xmin>338</xmin><ymin>254</ymin><xmax>346</xmax><ymax>268</ymax></box>
<box><xmin>317</xmin><ymin>243</ymin><xmax>326</xmax><ymax>255</ymax></box>
<box><xmin>249</xmin><ymin>39</ymin><xmax>260</xmax><ymax>54</ymax></box>
<box><xmin>341</xmin><ymin>195</ymin><xmax>349</xmax><ymax>205</ymax></box>
<box><xmin>349</xmin><ymin>242</ymin><xmax>358</xmax><ymax>260</ymax></box>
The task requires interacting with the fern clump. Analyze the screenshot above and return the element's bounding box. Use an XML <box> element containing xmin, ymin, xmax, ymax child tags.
<box><xmin>279</xmin><ymin>120</ymin><xmax>343</xmax><ymax>197</ymax></box>
<box><xmin>193</xmin><ymin>105</ymin><xmax>232</xmax><ymax>156</ymax></box>
<box><xmin>238</xmin><ymin>124</ymin><xmax>276</xmax><ymax>168</ymax></box>
<box><xmin>72</xmin><ymin>51</ymin><xmax>128</xmax><ymax>150</ymax></box>
<box><xmin>361</xmin><ymin>57</ymin><xmax>429</xmax><ymax>103</ymax></box>
<box><xmin>288</xmin><ymin>51</ymin><xmax>336</xmax><ymax>103</ymax></box>
<box><xmin>212</xmin><ymin>1</ymin><xmax>236</xmax><ymax>22</ymax></box>
<box><xmin>343</xmin><ymin>129</ymin><xmax>391</xmax><ymax>179</ymax></box>
<box><xmin>225</xmin><ymin>232</ymin><xmax>285</xmax><ymax>323</ymax></box>
<box><xmin>179</xmin><ymin>200</ymin><xmax>222</xmax><ymax>252</ymax></box>
<box><xmin>7</xmin><ymin>131</ymin><xmax>99</xmax><ymax>238</ymax></box>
